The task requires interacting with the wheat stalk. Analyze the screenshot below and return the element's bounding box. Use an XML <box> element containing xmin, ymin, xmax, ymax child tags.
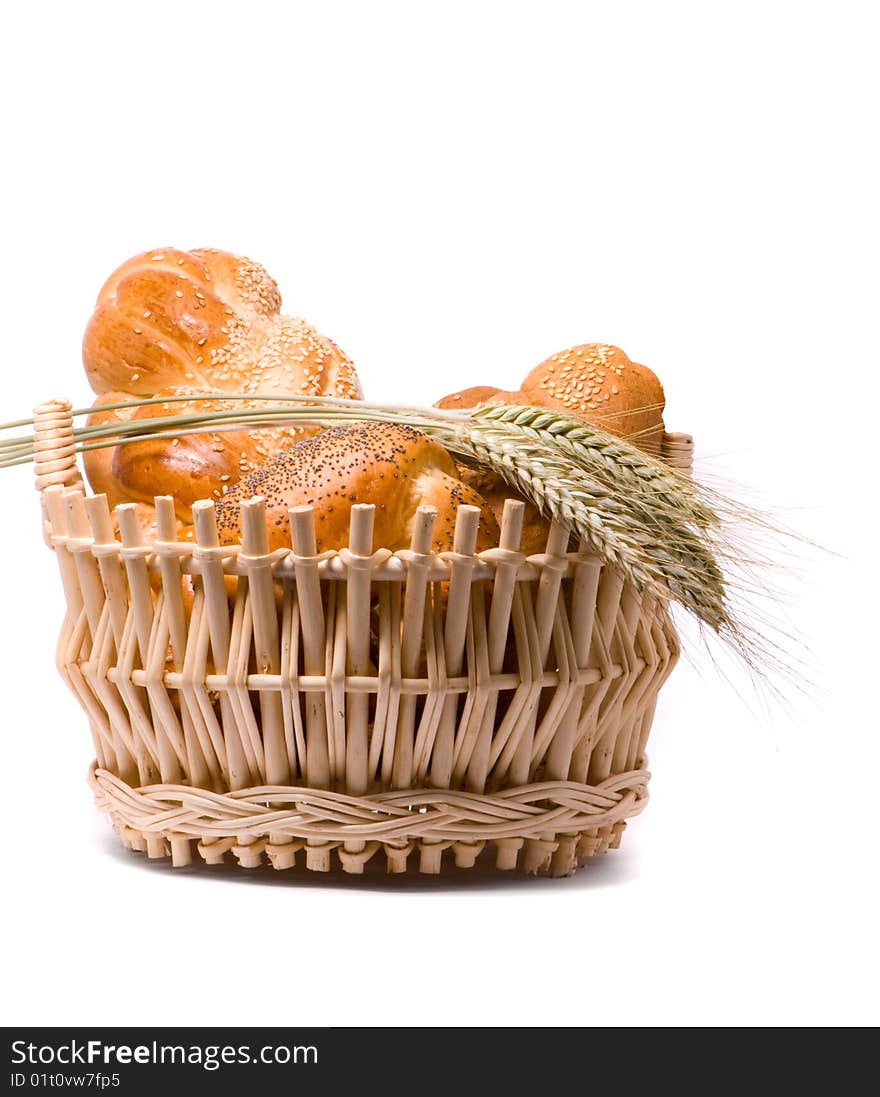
<box><xmin>1</xmin><ymin>393</ymin><xmax>731</xmax><ymax>633</ymax></box>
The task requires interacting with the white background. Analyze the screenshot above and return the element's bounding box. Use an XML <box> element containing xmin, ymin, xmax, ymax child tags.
<box><xmin>1</xmin><ymin>2</ymin><xmax>877</xmax><ymax>1027</ymax></box>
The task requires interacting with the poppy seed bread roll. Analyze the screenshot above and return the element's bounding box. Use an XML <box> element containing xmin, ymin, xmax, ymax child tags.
<box><xmin>215</xmin><ymin>422</ymin><xmax>500</xmax><ymax>554</ymax></box>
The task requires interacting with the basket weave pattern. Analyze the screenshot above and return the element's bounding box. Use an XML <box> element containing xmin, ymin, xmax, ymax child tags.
<box><xmin>34</xmin><ymin>400</ymin><xmax>691</xmax><ymax>877</ymax></box>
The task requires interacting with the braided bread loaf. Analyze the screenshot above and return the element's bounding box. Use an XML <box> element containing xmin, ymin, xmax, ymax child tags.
<box><xmin>82</xmin><ymin>247</ymin><xmax>362</xmax><ymax>520</ymax></box>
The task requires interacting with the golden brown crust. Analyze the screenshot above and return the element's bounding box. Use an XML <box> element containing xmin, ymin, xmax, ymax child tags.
<box><xmin>83</xmin><ymin>246</ymin><xmax>362</xmax><ymax>400</ymax></box>
<box><xmin>433</xmin><ymin>343</ymin><xmax>666</xmax><ymax>549</ymax></box>
<box><xmin>455</xmin><ymin>468</ymin><xmax>551</xmax><ymax>556</ymax></box>
<box><xmin>107</xmin><ymin>502</ymin><xmax>192</xmax><ymax>546</ymax></box>
<box><xmin>107</xmin><ymin>389</ymin><xmax>266</xmax><ymax>521</ymax></box>
<box><xmin>434</xmin><ymin>343</ymin><xmax>665</xmax><ymax>452</ymax></box>
<box><xmin>215</xmin><ymin>422</ymin><xmax>499</xmax><ymax>554</ymax></box>
<box><xmin>81</xmin><ymin>247</ymin><xmax>363</xmax><ymax>517</ymax></box>
<box><xmin>83</xmin><ymin>392</ymin><xmax>141</xmax><ymax>508</ymax></box>
<box><xmin>434</xmin><ymin>385</ymin><xmax>501</xmax><ymax>410</ymax></box>
<box><xmin>520</xmin><ymin>343</ymin><xmax>664</xmax><ymax>451</ymax></box>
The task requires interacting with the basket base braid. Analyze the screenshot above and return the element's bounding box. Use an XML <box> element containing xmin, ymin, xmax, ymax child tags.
<box><xmin>90</xmin><ymin>764</ymin><xmax>648</xmax><ymax>876</ymax></box>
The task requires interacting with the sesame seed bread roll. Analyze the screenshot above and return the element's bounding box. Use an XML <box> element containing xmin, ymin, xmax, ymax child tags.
<box><xmin>81</xmin><ymin>247</ymin><xmax>364</xmax><ymax>519</ymax></box>
<box><xmin>521</xmin><ymin>343</ymin><xmax>665</xmax><ymax>454</ymax></box>
<box><xmin>434</xmin><ymin>343</ymin><xmax>666</xmax><ymax>551</ymax></box>
<box><xmin>83</xmin><ymin>246</ymin><xmax>361</xmax><ymax>401</ymax></box>
<box><xmin>215</xmin><ymin>422</ymin><xmax>500</xmax><ymax>555</ymax></box>
<box><xmin>436</xmin><ymin>344</ymin><xmax>665</xmax><ymax>452</ymax></box>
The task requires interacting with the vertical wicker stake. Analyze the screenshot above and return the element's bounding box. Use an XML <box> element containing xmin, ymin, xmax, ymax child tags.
<box><xmin>547</xmin><ymin>542</ymin><xmax>603</xmax><ymax>875</ymax></box>
<box><xmin>115</xmin><ymin>505</ymin><xmax>155</xmax><ymax>668</ymax></box>
<box><xmin>620</xmin><ymin>603</ymin><xmax>657</xmax><ymax>774</ymax></box>
<box><xmin>114</xmin><ymin>504</ymin><xmax>183</xmax><ymax>785</ymax></box>
<box><xmin>289</xmin><ymin>506</ymin><xmax>330</xmax><ymax>789</ymax></box>
<box><xmin>240</xmin><ymin>497</ymin><xmax>289</xmax><ymax>787</ymax></box>
<box><xmin>84</xmin><ymin>494</ymin><xmax>129</xmax><ymax>650</ymax></box>
<box><xmin>62</xmin><ymin>487</ymin><xmax>146</xmax><ymax>788</ymax></box>
<box><xmin>489</xmin><ymin>519</ymin><xmax>566</xmax><ymax>789</ymax></box>
<box><xmin>152</xmin><ymin>496</ymin><xmax>213</xmax><ymax>800</ymax></box>
<box><xmin>610</xmin><ymin>584</ymin><xmax>647</xmax><ymax>777</ymax></box>
<box><xmin>154</xmin><ymin>498</ymin><xmax>188</xmax><ymax>666</ymax></box>
<box><xmin>390</xmin><ymin>506</ymin><xmax>436</xmax><ymax>791</ymax></box>
<box><xmin>512</xmin><ymin>519</ymin><xmax>569</xmax><ymax>782</ymax></box>
<box><xmin>86</xmin><ymin>494</ymin><xmax>159</xmax><ymax>790</ymax></box>
<box><xmin>566</xmin><ymin>539</ymin><xmax>611</xmax><ymax>789</ymax></box>
<box><xmin>340</xmin><ymin>505</ymin><xmax>375</xmax><ymax>868</ymax></box>
<box><xmin>191</xmin><ymin>500</ymin><xmax>251</xmax><ymax>791</ymax></box>
<box><xmin>519</xmin><ymin>520</ymin><xmax>571</xmax><ymax>874</ymax></box>
<box><xmin>545</xmin><ymin>543</ymin><xmax>601</xmax><ymax>782</ymax></box>
<box><xmin>633</xmin><ymin>602</ymin><xmax>678</xmax><ymax>769</ymax></box>
<box><xmin>43</xmin><ymin>486</ymin><xmax>85</xmax><ymax>635</ymax></box>
<box><xmin>586</xmin><ymin>565</ymin><xmax>628</xmax><ymax>787</ymax></box>
<box><xmin>417</xmin><ymin>505</ymin><xmax>480</xmax><ymax>873</ymax></box>
<box><xmin>460</xmin><ymin>499</ymin><xmax>524</xmax><ymax>795</ymax></box>
<box><xmin>62</xmin><ymin>487</ymin><xmax>106</xmax><ymax>642</ymax></box>
<box><xmin>344</xmin><ymin>505</ymin><xmax>375</xmax><ymax>797</ymax></box>
<box><xmin>43</xmin><ymin>486</ymin><xmax>111</xmax><ymax>774</ymax></box>
<box><xmin>289</xmin><ymin>506</ymin><xmax>334</xmax><ymax>871</ymax></box>
<box><xmin>425</xmin><ymin>505</ymin><xmax>480</xmax><ymax>786</ymax></box>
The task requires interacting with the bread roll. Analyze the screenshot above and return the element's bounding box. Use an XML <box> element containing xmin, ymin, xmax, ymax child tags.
<box><xmin>82</xmin><ymin>392</ymin><xmax>141</xmax><ymax>506</ymax></box>
<box><xmin>107</xmin><ymin>502</ymin><xmax>189</xmax><ymax>545</ymax></box>
<box><xmin>215</xmin><ymin>422</ymin><xmax>499</xmax><ymax>554</ymax></box>
<box><xmin>434</xmin><ymin>343</ymin><xmax>666</xmax><ymax>552</ymax></box>
<box><xmin>106</xmin><ymin>389</ymin><xmax>270</xmax><ymax>521</ymax></box>
<box><xmin>81</xmin><ymin>247</ymin><xmax>363</xmax><ymax>517</ymax></box>
<box><xmin>83</xmin><ymin>246</ymin><xmax>361</xmax><ymax>401</ymax></box>
<box><xmin>521</xmin><ymin>343</ymin><xmax>665</xmax><ymax>452</ymax></box>
<box><xmin>434</xmin><ymin>385</ymin><xmax>501</xmax><ymax>410</ymax></box>
<box><xmin>437</xmin><ymin>344</ymin><xmax>665</xmax><ymax>451</ymax></box>
<box><xmin>431</xmin><ymin>390</ymin><xmax>550</xmax><ymax>554</ymax></box>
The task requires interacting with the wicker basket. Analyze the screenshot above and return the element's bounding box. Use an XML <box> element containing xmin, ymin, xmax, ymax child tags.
<box><xmin>32</xmin><ymin>398</ymin><xmax>693</xmax><ymax>877</ymax></box>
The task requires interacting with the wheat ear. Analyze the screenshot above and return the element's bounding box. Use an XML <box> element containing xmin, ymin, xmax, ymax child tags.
<box><xmin>427</xmin><ymin>416</ymin><xmax>729</xmax><ymax>630</ymax></box>
<box><xmin>471</xmin><ymin>403</ymin><xmax>718</xmax><ymax>529</ymax></box>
